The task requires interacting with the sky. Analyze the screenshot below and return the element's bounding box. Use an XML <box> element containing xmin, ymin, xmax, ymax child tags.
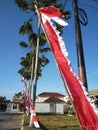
<box><xmin>0</xmin><ymin>0</ymin><xmax>98</xmax><ymax>100</ymax></box>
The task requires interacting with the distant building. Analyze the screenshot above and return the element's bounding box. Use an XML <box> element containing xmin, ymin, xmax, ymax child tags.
<box><xmin>6</xmin><ymin>92</ymin><xmax>66</xmax><ymax>114</ymax></box>
<box><xmin>35</xmin><ymin>92</ymin><xmax>65</xmax><ymax>114</ymax></box>
<box><xmin>6</xmin><ymin>97</ymin><xmax>23</xmax><ymax>112</ymax></box>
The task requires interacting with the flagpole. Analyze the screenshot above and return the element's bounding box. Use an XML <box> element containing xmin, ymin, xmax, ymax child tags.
<box><xmin>30</xmin><ymin>5</ymin><xmax>41</xmax><ymax>106</ymax></box>
<box><xmin>29</xmin><ymin>56</ymin><xmax>34</xmax><ymax>99</ymax></box>
<box><xmin>35</xmin><ymin>5</ymin><xmax>82</xmax><ymax>129</ymax></box>
<box><xmin>29</xmin><ymin>5</ymin><xmax>41</xmax><ymax>127</ymax></box>
<box><xmin>32</xmin><ymin>16</ymin><xmax>41</xmax><ymax>106</ymax></box>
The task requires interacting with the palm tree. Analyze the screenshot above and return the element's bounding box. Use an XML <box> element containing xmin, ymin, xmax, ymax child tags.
<box><xmin>14</xmin><ymin>92</ymin><xmax>22</xmax><ymax>98</ymax></box>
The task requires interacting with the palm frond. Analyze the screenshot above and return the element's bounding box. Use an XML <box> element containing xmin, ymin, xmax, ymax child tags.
<box><xmin>19</xmin><ymin>19</ymin><xmax>33</xmax><ymax>35</ymax></box>
<box><xmin>19</xmin><ymin>41</ymin><xmax>28</xmax><ymax>48</ymax></box>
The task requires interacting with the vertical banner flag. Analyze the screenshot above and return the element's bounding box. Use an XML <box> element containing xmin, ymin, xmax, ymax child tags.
<box><xmin>39</xmin><ymin>6</ymin><xmax>98</xmax><ymax>130</ymax></box>
<box><xmin>30</xmin><ymin>100</ymin><xmax>40</xmax><ymax>128</ymax></box>
<box><xmin>21</xmin><ymin>76</ymin><xmax>40</xmax><ymax>128</ymax></box>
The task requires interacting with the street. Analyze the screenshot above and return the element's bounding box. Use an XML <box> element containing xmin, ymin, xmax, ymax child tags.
<box><xmin>0</xmin><ymin>112</ymin><xmax>23</xmax><ymax>130</ymax></box>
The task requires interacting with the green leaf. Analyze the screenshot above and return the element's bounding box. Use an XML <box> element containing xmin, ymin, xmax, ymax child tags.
<box><xmin>19</xmin><ymin>19</ymin><xmax>33</xmax><ymax>35</ymax></box>
<box><xmin>19</xmin><ymin>41</ymin><xmax>28</xmax><ymax>48</ymax></box>
<box><xmin>29</xmin><ymin>33</ymin><xmax>37</xmax><ymax>46</ymax></box>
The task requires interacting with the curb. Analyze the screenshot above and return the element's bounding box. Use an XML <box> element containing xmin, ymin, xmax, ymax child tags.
<box><xmin>21</xmin><ymin>114</ymin><xmax>24</xmax><ymax>130</ymax></box>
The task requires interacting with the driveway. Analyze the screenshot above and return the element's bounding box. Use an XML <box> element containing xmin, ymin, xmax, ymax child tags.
<box><xmin>0</xmin><ymin>112</ymin><xmax>23</xmax><ymax>130</ymax></box>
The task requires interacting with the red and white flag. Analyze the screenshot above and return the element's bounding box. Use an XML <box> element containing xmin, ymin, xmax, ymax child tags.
<box><xmin>39</xmin><ymin>6</ymin><xmax>98</xmax><ymax>130</ymax></box>
<box><xmin>21</xmin><ymin>76</ymin><xmax>40</xmax><ymax>128</ymax></box>
<box><xmin>30</xmin><ymin>100</ymin><xmax>40</xmax><ymax>128</ymax></box>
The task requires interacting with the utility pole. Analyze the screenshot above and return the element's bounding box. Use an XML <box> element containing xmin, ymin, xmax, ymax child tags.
<box><xmin>73</xmin><ymin>0</ymin><xmax>88</xmax><ymax>91</ymax></box>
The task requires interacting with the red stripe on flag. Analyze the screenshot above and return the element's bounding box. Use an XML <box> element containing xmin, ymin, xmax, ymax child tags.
<box><xmin>39</xmin><ymin>6</ymin><xmax>64</xmax><ymax>18</ymax></box>
<box><xmin>33</xmin><ymin>116</ymin><xmax>38</xmax><ymax>122</ymax></box>
<box><xmin>30</xmin><ymin>100</ymin><xmax>34</xmax><ymax>110</ymax></box>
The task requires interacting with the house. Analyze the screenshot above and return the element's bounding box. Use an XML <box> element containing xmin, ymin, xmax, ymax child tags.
<box><xmin>35</xmin><ymin>92</ymin><xmax>65</xmax><ymax>114</ymax></box>
<box><xmin>6</xmin><ymin>97</ymin><xmax>23</xmax><ymax>112</ymax></box>
<box><xmin>7</xmin><ymin>92</ymin><xmax>66</xmax><ymax>114</ymax></box>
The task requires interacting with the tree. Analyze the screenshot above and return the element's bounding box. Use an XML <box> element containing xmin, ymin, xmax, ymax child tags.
<box><xmin>0</xmin><ymin>96</ymin><xmax>10</xmax><ymax>110</ymax></box>
<box><xmin>14</xmin><ymin>92</ymin><xmax>22</xmax><ymax>98</ymax></box>
<box><xmin>0</xmin><ymin>96</ymin><xmax>6</xmax><ymax>103</ymax></box>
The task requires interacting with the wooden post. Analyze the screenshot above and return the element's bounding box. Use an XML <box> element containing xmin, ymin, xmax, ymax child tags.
<box><xmin>29</xmin><ymin>6</ymin><xmax>41</xmax><ymax>127</ymax></box>
<box><xmin>73</xmin><ymin>0</ymin><xmax>88</xmax><ymax>91</ymax></box>
<box><xmin>32</xmin><ymin>15</ymin><xmax>41</xmax><ymax>106</ymax></box>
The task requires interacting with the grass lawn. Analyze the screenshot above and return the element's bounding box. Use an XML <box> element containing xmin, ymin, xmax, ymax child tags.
<box><xmin>24</xmin><ymin>113</ymin><xmax>81</xmax><ymax>130</ymax></box>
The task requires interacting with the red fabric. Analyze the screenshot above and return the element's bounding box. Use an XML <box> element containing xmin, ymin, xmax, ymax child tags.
<box><xmin>22</xmin><ymin>77</ymin><xmax>40</xmax><ymax>128</ymax></box>
<box><xmin>41</xmin><ymin>19</ymin><xmax>98</xmax><ymax>130</ymax></box>
<box><xmin>23</xmin><ymin>92</ymin><xmax>27</xmax><ymax>102</ymax></box>
<box><xmin>39</xmin><ymin>6</ymin><xmax>64</xmax><ymax>17</ymax></box>
<box><xmin>23</xmin><ymin>80</ymin><xmax>27</xmax><ymax>88</ymax></box>
<box><xmin>30</xmin><ymin>100</ymin><xmax>34</xmax><ymax>110</ymax></box>
<box><xmin>22</xmin><ymin>78</ymin><xmax>28</xmax><ymax>95</ymax></box>
<box><xmin>33</xmin><ymin>116</ymin><xmax>38</xmax><ymax>122</ymax></box>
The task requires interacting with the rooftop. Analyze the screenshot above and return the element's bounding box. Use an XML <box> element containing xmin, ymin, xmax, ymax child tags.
<box><xmin>44</xmin><ymin>96</ymin><xmax>65</xmax><ymax>103</ymax></box>
<box><xmin>37</xmin><ymin>92</ymin><xmax>65</xmax><ymax>97</ymax></box>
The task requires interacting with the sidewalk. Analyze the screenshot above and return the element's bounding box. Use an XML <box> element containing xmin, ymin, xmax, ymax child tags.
<box><xmin>0</xmin><ymin>112</ymin><xmax>23</xmax><ymax>130</ymax></box>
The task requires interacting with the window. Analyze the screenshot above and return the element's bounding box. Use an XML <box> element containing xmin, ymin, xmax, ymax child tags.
<box><xmin>13</xmin><ymin>103</ymin><xmax>17</xmax><ymax>109</ymax></box>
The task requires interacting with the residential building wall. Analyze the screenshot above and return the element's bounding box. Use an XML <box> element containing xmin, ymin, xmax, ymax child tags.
<box><xmin>35</xmin><ymin>102</ymin><xmax>65</xmax><ymax>114</ymax></box>
<box><xmin>35</xmin><ymin>103</ymin><xmax>50</xmax><ymax>113</ymax></box>
<box><xmin>56</xmin><ymin>103</ymin><xmax>65</xmax><ymax>114</ymax></box>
